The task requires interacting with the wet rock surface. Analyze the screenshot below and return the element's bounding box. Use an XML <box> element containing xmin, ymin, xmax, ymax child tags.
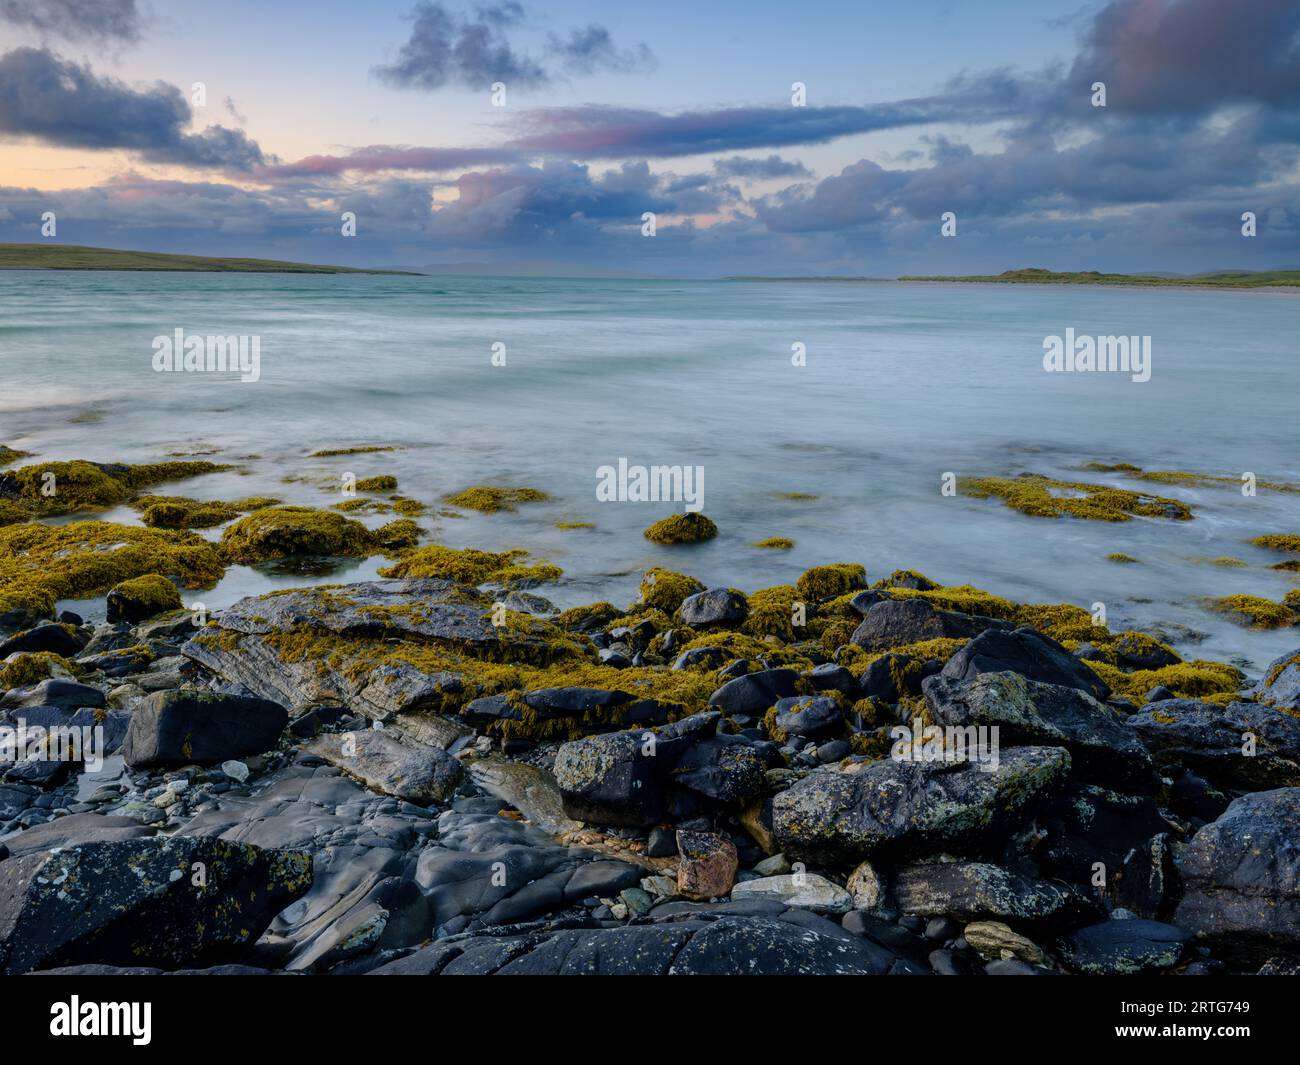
<box><xmin>0</xmin><ymin>573</ymin><xmax>1294</xmax><ymax>976</ymax></box>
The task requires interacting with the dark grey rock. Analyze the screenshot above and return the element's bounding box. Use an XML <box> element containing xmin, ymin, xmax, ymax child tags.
<box><xmin>772</xmin><ymin>745</ymin><xmax>1071</xmax><ymax>862</ymax></box>
<box><xmin>850</xmin><ymin>599</ymin><xmax>1009</xmax><ymax>652</ymax></box>
<box><xmin>1056</xmin><ymin>919</ymin><xmax>1191</xmax><ymax>975</ymax></box>
<box><xmin>1127</xmin><ymin>699</ymin><xmax>1300</xmax><ymax>789</ymax></box>
<box><xmin>1174</xmin><ymin>787</ymin><xmax>1300</xmax><ymax>961</ymax></box>
<box><xmin>678</xmin><ymin>588</ymin><xmax>748</xmax><ymax>627</ymax></box>
<box><xmin>772</xmin><ymin>694</ymin><xmax>842</xmax><ymax>739</ymax></box>
<box><xmin>939</xmin><ymin>627</ymin><xmax>1110</xmax><ymax>700</ymax></box>
<box><xmin>122</xmin><ymin>689</ymin><xmax>288</xmax><ymax>768</ymax></box>
<box><xmin>708</xmin><ymin>668</ymin><xmax>801</xmax><ymax>715</ymax></box>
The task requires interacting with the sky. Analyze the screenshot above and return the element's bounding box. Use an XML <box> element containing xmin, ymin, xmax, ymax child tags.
<box><xmin>0</xmin><ymin>0</ymin><xmax>1297</xmax><ymax>276</ymax></box>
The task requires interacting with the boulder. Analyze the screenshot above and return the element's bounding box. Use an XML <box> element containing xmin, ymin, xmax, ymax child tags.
<box><xmin>708</xmin><ymin>668</ymin><xmax>800</xmax><ymax>715</ymax></box>
<box><xmin>553</xmin><ymin>729</ymin><xmax>665</xmax><ymax>827</ymax></box>
<box><xmin>892</xmin><ymin>859</ymin><xmax>1095</xmax><ymax>927</ymax></box>
<box><xmin>677</xmin><ymin>589</ymin><xmax>748</xmax><ymax>627</ymax></box>
<box><xmin>922</xmin><ymin>671</ymin><xmax>1152</xmax><ymax>788</ymax></box>
<box><xmin>1174</xmin><ymin>787</ymin><xmax>1300</xmax><ymax>961</ymax></box>
<box><xmin>772</xmin><ymin>745</ymin><xmax>1071</xmax><ymax>862</ymax></box>
<box><xmin>121</xmin><ymin>689</ymin><xmax>288</xmax><ymax>767</ymax></box>
<box><xmin>0</xmin><ymin>623</ymin><xmax>84</xmax><ymax>659</ymax></box>
<box><xmin>1056</xmin><ymin>919</ymin><xmax>1191</xmax><ymax>975</ymax></box>
<box><xmin>938</xmin><ymin>627</ymin><xmax>1110</xmax><ymax>700</ymax></box>
<box><xmin>850</xmin><ymin>599</ymin><xmax>1009</xmax><ymax>652</ymax></box>
<box><xmin>305</xmin><ymin>730</ymin><xmax>464</xmax><ymax>805</ymax></box>
<box><xmin>771</xmin><ymin>695</ymin><xmax>843</xmax><ymax>740</ymax></box>
<box><xmin>0</xmin><ymin>679</ymin><xmax>105</xmax><ymax>710</ymax></box>
<box><xmin>0</xmin><ymin>836</ymin><xmax>311</xmax><ymax>974</ymax></box>
<box><xmin>1126</xmin><ymin>699</ymin><xmax>1300</xmax><ymax>789</ymax></box>
<box><xmin>1254</xmin><ymin>648</ymin><xmax>1300</xmax><ymax>711</ymax></box>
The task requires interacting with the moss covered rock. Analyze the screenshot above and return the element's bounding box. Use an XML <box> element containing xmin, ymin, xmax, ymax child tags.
<box><xmin>639</xmin><ymin>567</ymin><xmax>705</xmax><ymax>613</ymax></box>
<box><xmin>443</xmin><ymin>486</ymin><xmax>549</xmax><ymax>513</ymax></box>
<box><xmin>0</xmin><ymin>459</ymin><xmax>230</xmax><ymax>524</ymax></box>
<box><xmin>106</xmin><ymin>573</ymin><xmax>184</xmax><ymax>623</ymax></box>
<box><xmin>643</xmin><ymin>513</ymin><xmax>718</xmax><ymax>544</ymax></box>
<box><xmin>377</xmin><ymin>544</ymin><xmax>560</xmax><ymax>587</ymax></box>
<box><xmin>963</xmin><ymin>474</ymin><xmax>1192</xmax><ymax>522</ymax></box>
<box><xmin>796</xmin><ymin>563</ymin><xmax>866</xmax><ymax>602</ymax></box>
<box><xmin>0</xmin><ymin>520</ymin><xmax>224</xmax><ymax>625</ymax></box>
<box><xmin>219</xmin><ymin>506</ymin><xmax>374</xmax><ymax>564</ymax></box>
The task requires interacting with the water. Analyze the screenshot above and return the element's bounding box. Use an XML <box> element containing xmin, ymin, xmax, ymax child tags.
<box><xmin>2</xmin><ymin>271</ymin><xmax>1297</xmax><ymax>674</ymax></box>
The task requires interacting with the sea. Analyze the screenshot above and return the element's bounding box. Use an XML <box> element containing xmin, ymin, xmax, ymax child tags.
<box><xmin>2</xmin><ymin>271</ymin><xmax>1297</xmax><ymax>675</ymax></box>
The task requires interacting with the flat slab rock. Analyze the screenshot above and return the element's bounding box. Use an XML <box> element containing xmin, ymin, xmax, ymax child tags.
<box><xmin>369</xmin><ymin>912</ymin><xmax>898</xmax><ymax>975</ymax></box>
<box><xmin>182</xmin><ymin>579</ymin><xmax>557</xmax><ymax>719</ymax></box>
<box><xmin>304</xmin><ymin>730</ymin><xmax>463</xmax><ymax>805</ymax></box>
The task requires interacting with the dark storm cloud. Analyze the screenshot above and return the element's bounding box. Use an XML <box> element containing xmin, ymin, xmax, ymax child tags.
<box><xmin>1063</xmin><ymin>0</ymin><xmax>1300</xmax><ymax>114</ymax></box>
<box><xmin>0</xmin><ymin>47</ymin><xmax>266</xmax><ymax>169</ymax></box>
<box><xmin>0</xmin><ymin>0</ymin><xmax>142</xmax><ymax>43</ymax></box>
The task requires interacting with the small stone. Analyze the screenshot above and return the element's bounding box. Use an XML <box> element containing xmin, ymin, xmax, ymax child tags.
<box><xmin>220</xmin><ymin>760</ymin><xmax>250</xmax><ymax>783</ymax></box>
<box><xmin>609</xmin><ymin>903</ymin><xmax>629</xmax><ymax>920</ymax></box>
<box><xmin>641</xmin><ymin>875</ymin><xmax>678</xmax><ymax>899</ymax></box>
<box><xmin>962</xmin><ymin>921</ymin><xmax>1044</xmax><ymax>964</ymax></box>
<box><xmin>753</xmin><ymin>853</ymin><xmax>791</xmax><ymax>876</ymax></box>
<box><xmin>646</xmin><ymin>826</ymin><xmax>677</xmax><ymax>857</ymax></box>
<box><xmin>847</xmin><ymin>860</ymin><xmax>884</xmax><ymax>911</ymax></box>
<box><xmin>730</xmin><ymin>872</ymin><xmax>853</xmax><ymax>914</ymax></box>
<box><xmin>675</xmin><ymin>830</ymin><xmax>738</xmax><ymax>901</ymax></box>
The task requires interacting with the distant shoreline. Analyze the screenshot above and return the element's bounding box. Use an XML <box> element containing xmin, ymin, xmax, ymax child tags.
<box><xmin>0</xmin><ymin>244</ymin><xmax>419</xmax><ymax>275</ymax></box>
<box><xmin>728</xmin><ymin>268</ymin><xmax>1300</xmax><ymax>291</ymax></box>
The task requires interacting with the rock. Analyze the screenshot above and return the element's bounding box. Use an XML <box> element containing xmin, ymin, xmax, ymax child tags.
<box><xmin>0</xmin><ymin>836</ymin><xmax>311</xmax><ymax>974</ymax></box>
<box><xmin>857</xmin><ymin>652</ymin><xmax>940</xmax><ymax>702</ymax></box>
<box><xmin>939</xmin><ymin>627</ymin><xmax>1110</xmax><ymax>700</ymax></box>
<box><xmin>753</xmin><ymin>853</ymin><xmax>791</xmax><ymax>876</ymax></box>
<box><xmin>805</xmin><ymin>663</ymin><xmax>858</xmax><ymax>698</ymax></box>
<box><xmin>1056</xmin><ymin>919</ymin><xmax>1191</xmax><ymax>975</ymax></box>
<box><xmin>772</xmin><ymin>695</ymin><xmax>842</xmax><ymax>740</ymax></box>
<box><xmin>962</xmin><ymin>921</ymin><xmax>1045</xmax><ymax>964</ymax></box>
<box><xmin>646</xmin><ymin>827</ymin><xmax>677</xmax><ymax>857</ymax></box>
<box><xmin>678</xmin><ymin>588</ymin><xmax>748</xmax><ymax>627</ymax></box>
<box><xmin>221</xmin><ymin>759</ymin><xmax>250</xmax><ymax>783</ymax></box>
<box><xmin>772</xmin><ymin>745</ymin><xmax>1071</xmax><ymax>863</ymax></box>
<box><xmin>850</xmin><ymin>598</ymin><xmax>1010</xmax><ymax>652</ymax></box>
<box><xmin>370</xmin><ymin>913</ymin><xmax>894</xmax><ymax>975</ymax></box>
<box><xmin>708</xmin><ymin>668</ymin><xmax>801</xmax><ymax>715</ymax></box>
<box><xmin>669</xmin><ymin>735</ymin><xmax>768</xmax><ymax>808</ymax></box>
<box><xmin>1035</xmin><ymin>784</ymin><xmax>1182</xmax><ymax>918</ymax></box>
<box><xmin>466</xmin><ymin>757</ymin><xmax>580</xmax><ymax>835</ymax></box>
<box><xmin>0</xmin><ymin>679</ymin><xmax>105</xmax><ymax>710</ymax></box>
<box><xmin>105</xmin><ymin>575</ymin><xmax>183</xmax><ymax>624</ymax></box>
<box><xmin>0</xmin><ymin>623</ymin><xmax>83</xmax><ymax>659</ymax></box>
<box><xmin>76</xmin><ymin>646</ymin><xmax>153</xmax><ymax>678</ymax></box>
<box><xmin>675</xmin><ymin>831</ymin><xmax>738</xmax><ymax>900</ymax></box>
<box><xmin>181</xmin><ymin>579</ymin><xmax>567</xmax><ymax>719</ymax></box>
<box><xmin>1113</xmin><ymin>633</ymin><xmax>1180</xmax><ymax>670</ymax></box>
<box><xmin>553</xmin><ymin>729</ymin><xmax>665</xmax><ymax>828</ymax></box>
<box><xmin>1255</xmin><ymin>648</ymin><xmax>1300</xmax><ymax>710</ymax></box>
<box><xmin>730</xmin><ymin>873</ymin><xmax>853</xmax><ymax>914</ymax></box>
<box><xmin>1127</xmin><ymin>700</ymin><xmax>1300</xmax><ymax>789</ymax></box>
<box><xmin>922</xmin><ymin>671</ymin><xmax>1153</xmax><ymax>788</ymax></box>
<box><xmin>122</xmin><ymin>689</ymin><xmax>288</xmax><ymax>768</ymax></box>
<box><xmin>892</xmin><ymin>859</ymin><xmax>1095</xmax><ymax>927</ymax></box>
<box><xmin>1174</xmin><ymin>787</ymin><xmax>1300</xmax><ymax>961</ymax></box>
<box><xmin>847</xmin><ymin>861</ymin><xmax>884</xmax><ymax>911</ymax></box>
<box><xmin>305</xmin><ymin>730</ymin><xmax>463</xmax><ymax>805</ymax></box>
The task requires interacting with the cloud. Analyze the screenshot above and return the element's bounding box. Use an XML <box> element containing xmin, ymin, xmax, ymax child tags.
<box><xmin>376</xmin><ymin>2</ymin><xmax>655</xmax><ymax>92</ymax></box>
<box><xmin>259</xmin><ymin>145</ymin><xmax>521</xmax><ymax>180</ymax></box>
<box><xmin>0</xmin><ymin>47</ymin><xmax>266</xmax><ymax>169</ymax></box>
<box><xmin>375</xmin><ymin>2</ymin><xmax>547</xmax><ymax>91</ymax></box>
<box><xmin>713</xmin><ymin>154</ymin><xmax>811</xmax><ymax>180</ymax></box>
<box><xmin>504</xmin><ymin>92</ymin><xmax>1022</xmax><ymax>159</ymax></box>
<box><xmin>0</xmin><ymin>0</ymin><xmax>142</xmax><ymax>44</ymax></box>
<box><xmin>1064</xmin><ymin>0</ymin><xmax>1300</xmax><ymax>115</ymax></box>
<box><xmin>547</xmin><ymin>24</ymin><xmax>655</xmax><ymax>75</ymax></box>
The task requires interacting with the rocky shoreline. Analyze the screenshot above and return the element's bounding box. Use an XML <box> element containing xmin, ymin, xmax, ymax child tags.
<box><xmin>2</xmin><ymin>548</ymin><xmax>1299</xmax><ymax>976</ymax></box>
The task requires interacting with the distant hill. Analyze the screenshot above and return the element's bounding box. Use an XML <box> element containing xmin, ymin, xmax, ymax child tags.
<box><xmin>0</xmin><ymin>244</ymin><xmax>418</xmax><ymax>274</ymax></box>
<box><xmin>897</xmin><ymin>267</ymin><xmax>1300</xmax><ymax>289</ymax></box>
